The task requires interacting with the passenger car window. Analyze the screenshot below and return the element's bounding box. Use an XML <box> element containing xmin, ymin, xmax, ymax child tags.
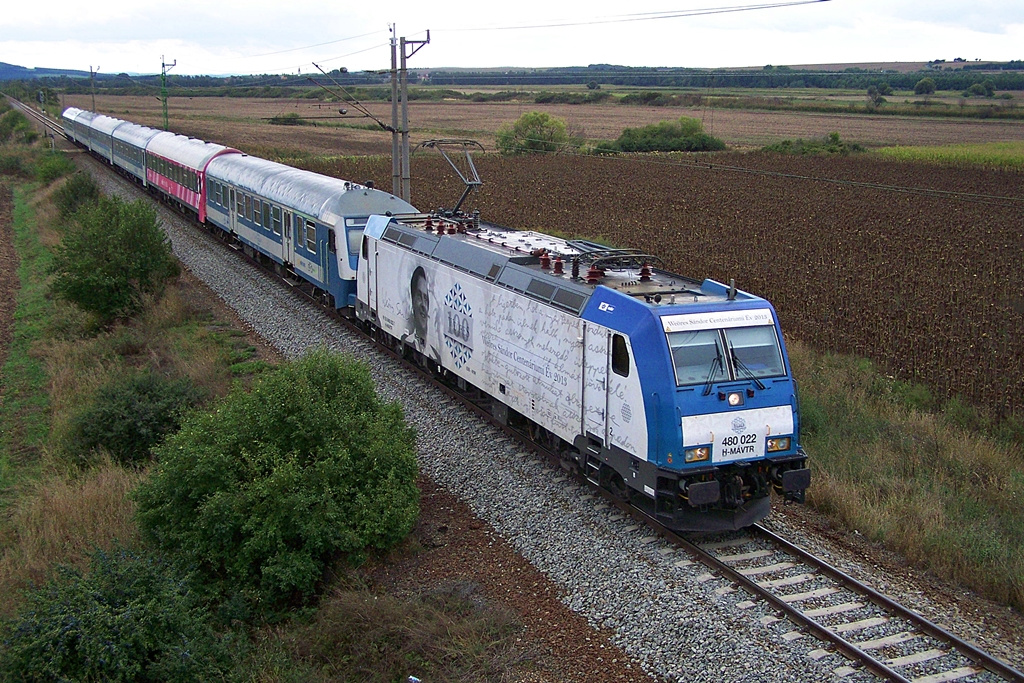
<box><xmin>305</xmin><ymin>220</ymin><xmax>316</xmax><ymax>252</ymax></box>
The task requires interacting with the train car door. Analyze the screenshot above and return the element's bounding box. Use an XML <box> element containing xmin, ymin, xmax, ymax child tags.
<box><xmin>364</xmin><ymin>235</ymin><xmax>378</xmax><ymax>314</ymax></box>
<box><xmin>283</xmin><ymin>210</ymin><xmax>294</xmax><ymax>265</ymax></box>
<box><xmin>582</xmin><ymin>322</ymin><xmax>610</xmax><ymax>445</ymax></box>
<box><xmin>229</xmin><ymin>188</ymin><xmax>236</xmax><ymax>233</ymax></box>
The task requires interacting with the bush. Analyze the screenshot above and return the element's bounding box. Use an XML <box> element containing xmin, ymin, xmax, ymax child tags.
<box><xmin>602</xmin><ymin>116</ymin><xmax>726</xmax><ymax>153</ymax></box>
<box><xmin>133</xmin><ymin>349</ymin><xmax>420</xmax><ymax>613</ymax></box>
<box><xmin>34</xmin><ymin>151</ymin><xmax>76</xmax><ymax>184</ymax></box>
<box><xmin>0</xmin><ymin>546</ymin><xmax>232</xmax><ymax>683</ymax></box>
<box><xmin>914</xmin><ymin>77</ymin><xmax>937</xmax><ymax>95</ymax></box>
<box><xmin>0</xmin><ymin>151</ymin><xmax>30</xmax><ymax>177</ymax></box>
<box><xmin>50</xmin><ymin>195</ymin><xmax>180</xmax><ymax>323</ymax></box>
<box><xmin>496</xmin><ymin>111</ymin><xmax>571</xmax><ymax>155</ymax></box>
<box><xmin>763</xmin><ymin>132</ymin><xmax>864</xmax><ymax>156</ymax></box>
<box><xmin>289</xmin><ymin>583</ymin><xmax>523</xmax><ymax>682</ymax></box>
<box><xmin>53</xmin><ymin>171</ymin><xmax>101</xmax><ymax>219</ymax></box>
<box><xmin>70</xmin><ymin>370</ymin><xmax>201</xmax><ymax>466</ymax></box>
<box><xmin>0</xmin><ymin>109</ymin><xmax>36</xmax><ymax>144</ymax></box>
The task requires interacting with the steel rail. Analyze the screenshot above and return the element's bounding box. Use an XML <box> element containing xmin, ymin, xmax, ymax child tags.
<box><xmin>754</xmin><ymin>524</ymin><xmax>1024</xmax><ymax>683</ymax></box>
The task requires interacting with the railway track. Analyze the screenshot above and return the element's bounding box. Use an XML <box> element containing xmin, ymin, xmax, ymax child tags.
<box><xmin>50</xmin><ymin>104</ymin><xmax>1024</xmax><ymax>683</ymax></box>
<box><xmin>639</xmin><ymin>521</ymin><xmax>1024</xmax><ymax>683</ymax></box>
<box><xmin>5</xmin><ymin>97</ymin><xmax>66</xmax><ymax>139</ymax></box>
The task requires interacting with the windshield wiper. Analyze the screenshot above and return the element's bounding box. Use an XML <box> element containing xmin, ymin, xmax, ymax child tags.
<box><xmin>701</xmin><ymin>354</ymin><xmax>722</xmax><ymax>396</ymax></box>
<box><xmin>730</xmin><ymin>343</ymin><xmax>766</xmax><ymax>391</ymax></box>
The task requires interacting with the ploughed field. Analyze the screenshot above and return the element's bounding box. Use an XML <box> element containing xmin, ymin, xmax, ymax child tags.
<box><xmin>71</xmin><ymin>95</ymin><xmax>1024</xmax><ymax>416</ymax></box>
<box><xmin>323</xmin><ymin>152</ymin><xmax>1022</xmax><ymax>418</ymax></box>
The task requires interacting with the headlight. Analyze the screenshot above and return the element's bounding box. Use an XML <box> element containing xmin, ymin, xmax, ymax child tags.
<box><xmin>767</xmin><ymin>437</ymin><xmax>791</xmax><ymax>452</ymax></box>
<box><xmin>685</xmin><ymin>446</ymin><xmax>710</xmax><ymax>463</ymax></box>
<box><xmin>727</xmin><ymin>392</ymin><xmax>743</xmax><ymax>406</ymax></box>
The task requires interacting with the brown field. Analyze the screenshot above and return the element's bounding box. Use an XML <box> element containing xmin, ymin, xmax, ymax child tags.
<box><xmin>70</xmin><ymin>94</ymin><xmax>1024</xmax><ymax>155</ymax></box>
<box><xmin>377</xmin><ymin>153</ymin><xmax>1024</xmax><ymax>417</ymax></box>
<box><xmin>63</xmin><ymin>95</ymin><xmax>1024</xmax><ymax>417</ymax></box>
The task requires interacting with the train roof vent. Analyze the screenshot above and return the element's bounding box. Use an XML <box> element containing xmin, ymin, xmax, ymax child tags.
<box><xmin>496</xmin><ymin>264</ymin><xmax>532</xmax><ymax>293</ymax></box>
<box><xmin>383</xmin><ymin>225</ymin><xmax>437</xmax><ymax>255</ymax></box>
<box><xmin>526</xmin><ymin>278</ymin><xmax>556</xmax><ymax>300</ymax></box>
<box><xmin>552</xmin><ymin>288</ymin><xmax>588</xmax><ymax>313</ymax></box>
<box><xmin>432</xmin><ymin>238</ymin><xmax>504</xmax><ymax>279</ymax></box>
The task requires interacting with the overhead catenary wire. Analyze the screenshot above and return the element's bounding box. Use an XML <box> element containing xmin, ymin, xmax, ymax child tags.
<box><xmin>440</xmin><ymin>0</ymin><xmax>831</xmax><ymax>32</ymax></box>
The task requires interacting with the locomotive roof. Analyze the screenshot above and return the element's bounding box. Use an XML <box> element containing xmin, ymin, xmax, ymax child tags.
<box><xmin>146</xmin><ymin>133</ymin><xmax>237</xmax><ymax>171</ymax></box>
<box><xmin>379</xmin><ymin>214</ymin><xmax>750</xmax><ymax>316</ymax></box>
<box><xmin>206</xmin><ymin>154</ymin><xmax>416</xmax><ymax>223</ymax></box>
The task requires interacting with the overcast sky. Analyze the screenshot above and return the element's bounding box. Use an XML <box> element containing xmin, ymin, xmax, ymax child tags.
<box><xmin>2</xmin><ymin>0</ymin><xmax>1022</xmax><ymax>77</ymax></box>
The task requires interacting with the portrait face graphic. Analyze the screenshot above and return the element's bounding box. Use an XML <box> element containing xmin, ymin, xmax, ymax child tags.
<box><xmin>411</xmin><ymin>266</ymin><xmax>429</xmax><ymax>341</ymax></box>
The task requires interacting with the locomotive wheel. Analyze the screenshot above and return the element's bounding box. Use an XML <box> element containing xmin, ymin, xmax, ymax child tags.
<box><xmin>607</xmin><ymin>472</ymin><xmax>630</xmax><ymax>501</ymax></box>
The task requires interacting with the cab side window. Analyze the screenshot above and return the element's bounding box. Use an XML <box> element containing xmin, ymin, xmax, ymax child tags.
<box><xmin>612</xmin><ymin>334</ymin><xmax>630</xmax><ymax>377</ymax></box>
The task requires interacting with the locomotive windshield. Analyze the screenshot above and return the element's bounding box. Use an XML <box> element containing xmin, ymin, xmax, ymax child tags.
<box><xmin>668</xmin><ymin>324</ymin><xmax>785</xmax><ymax>387</ymax></box>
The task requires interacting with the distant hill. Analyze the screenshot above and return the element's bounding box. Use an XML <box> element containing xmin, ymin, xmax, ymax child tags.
<box><xmin>0</xmin><ymin>62</ymin><xmax>89</xmax><ymax>81</ymax></box>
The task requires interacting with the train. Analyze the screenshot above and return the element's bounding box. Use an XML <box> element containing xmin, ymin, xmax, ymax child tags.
<box><xmin>61</xmin><ymin>106</ymin><xmax>809</xmax><ymax>531</ymax></box>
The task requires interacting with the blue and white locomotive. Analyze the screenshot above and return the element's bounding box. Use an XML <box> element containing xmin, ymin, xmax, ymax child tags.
<box><xmin>357</xmin><ymin>215</ymin><xmax>809</xmax><ymax>531</ymax></box>
<box><xmin>61</xmin><ymin>106</ymin><xmax>808</xmax><ymax>531</ymax></box>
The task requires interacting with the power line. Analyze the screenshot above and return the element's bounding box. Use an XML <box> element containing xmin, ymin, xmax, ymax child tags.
<box><xmin>443</xmin><ymin>0</ymin><xmax>831</xmax><ymax>32</ymax></box>
<box><xmin>235</xmin><ymin>30</ymin><xmax>386</xmax><ymax>59</ymax></box>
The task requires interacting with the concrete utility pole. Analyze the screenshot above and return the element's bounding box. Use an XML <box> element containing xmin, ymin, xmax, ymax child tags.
<box><xmin>399</xmin><ymin>32</ymin><xmax>429</xmax><ymax>203</ymax></box>
<box><xmin>161</xmin><ymin>56</ymin><xmax>176</xmax><ymax>130</ymax></box>
<box><xmin>390</xmin><ymin>26</ymin><xmax>400</xmax><ymax>198</ymax></box>
<box><xmin>90</xmin><ymin>65</ymin><xmax>99</xmax><ymax>111</ymax></box>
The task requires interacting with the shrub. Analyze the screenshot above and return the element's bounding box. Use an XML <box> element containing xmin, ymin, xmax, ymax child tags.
<box><xmin>496</xmin><ymin>111</ymin><xmax>571</xmax><ymax>155</ymax></box>
<box><xmin>603</xmin><ymin>116</ymin><xmax>726</xmax><ymax>153</ymax></box>
<box><xmin>763</xmin><ymin>132</ymin><xmax>864</xmax><ymax>156</ymax></box>
<box><xmin>288</xmin><ymin>582</ymin><xmax>524</xmax><ymax>682</ymax></box>
<box><xmin>53</xmin><ymin>171</ymin><xmax>101</xmax><ymax>219</ymax></box>
<box><xmin>34</xmin><ymin>151</ymin><xmax>76</xmax><ymax>184</ymax></box>
<box><xmin>914</xmin><ymin>77</ymin><xmax>937</xmax><ymax>95</ymax></box>
<box><xmin>269</xmin><ymin>112</ymin><xmax>308</xmax><ymax>126</ymax></box>
<box><xmin>0</xmin><ymin>546</ymin><xmax>232</xmax><ymax>683</ymax></box>
<box><xmin>0</xmin><ymin>109</ymin><xmax>36</xmax><ymax>144</ymax></box>
<box><xmin>133</xmin><ymin>349</ymin><xmax>420</xmax><ymax>613</ymax></box>
<box><xmin>49</xmin><ymin>195</ymin><xmax>180</xmax><ymax>323</ymax></box>
<box><xmin>70</xmin><ymin>370</ymin><xmax>201</xmax><ymax>466</ymax></box>
<box><xmin>0</xmin><ymin>151</ymin><xmax>29</xmax><ymax>177</ymax></box>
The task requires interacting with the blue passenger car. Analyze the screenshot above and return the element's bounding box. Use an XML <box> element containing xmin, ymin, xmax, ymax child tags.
<box><xmin>206</xmin><ymin>154</ymin><xmax>415</xmax><ymax>309</ymax></box>
<box><xmin>111</xmin><ymin>122</ymin><xmax>164</xmax><ymax>185</ymax></box>
<box><xmin>86</xmin><ymin>114</ymin><xmax>126</xmax><ymax>164</ymax></box>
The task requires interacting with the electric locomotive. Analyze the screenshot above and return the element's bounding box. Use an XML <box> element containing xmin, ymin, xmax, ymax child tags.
<box><xmin>357</xmin><ymin>212</ymin><xmax>809</xmax><ymax>531</ymax></box>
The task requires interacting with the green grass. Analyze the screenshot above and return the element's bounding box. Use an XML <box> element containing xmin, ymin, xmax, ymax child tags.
<box><xmin>0</xmin><ymin>185</ymin><xmax>55</xmax><ymax>498</ymax></box>
<box><xmin>790</xmin><ymin>340</ymin><xmax>1024</xmax><ymax>610</ymax></box>
<box><xmin>875</xmin><ymin>141</ymin><xmax>1024</xmax><ymax>169</ymax></box>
